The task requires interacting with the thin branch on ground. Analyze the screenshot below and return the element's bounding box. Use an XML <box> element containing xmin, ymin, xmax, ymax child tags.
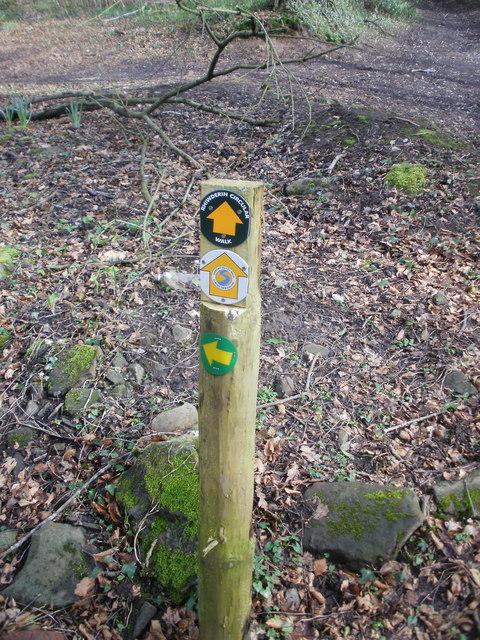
<box><xmin>0</xmin><ymin>453</ymin><xmax>131</xmax><ymax>562</ymax></box>
<box><xmin>256</xmin><ymin>354</ymin><xmax>319</xmax><ymax>409</ymax></box>
<box><xmin>383</xmin><ymin>410</ymin><xmax>448</xmax><ymax>434</ymax></box>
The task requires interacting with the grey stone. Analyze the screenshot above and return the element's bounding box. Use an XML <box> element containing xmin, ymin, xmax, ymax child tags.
<box><xmin>0</xmin><ymin>529</ymin><xmax>17</xmax><ymax>554</ymax></box>
<box><xmin>112</xmin><ymin>353</ymin><xmax>128</xmax><ymax>369</ymax></box>
<box><xmin>155</xmin><ymin>271</ymin><xmax>199</xmax><ymax>291</ymax></box>
<box><xmin>444</xmin><ymin>371</ymin><xmax>477</xmax><ymax>396</ymax></box>
<box><xmin>172</xmin><ymin>324</ymin><xmax>193</xmax><ymax>343</ymax></box>
<box><xmin>285</xmin><ymin>176</ymin><xmax>333</xmax><ymax>196</ymax></box>
<box><xmin>105</xmin><ymin>369</ymin><xmax>126</xmax><ymax>385</ymax></box>
<box><xmin>48</xmin><ymin>345</ymin><xmax>98</xmax><ymax>397</ymax></box>
<box><xmin>304</xmin><ymin>343</ymin><xmax>331</xmax><ymax>358</ymax></box>
<box><xmin>432</xmin><ymin>292</ymin><xmax>449</xmax><ymax>306</ymax></box>
<box><xmin>26</xmin><ymin>338</ymin><xmax>52</xmax><ymax>362</ymax></box>
<box><xmin>64</xmin><ymin>388</ymin><xmax>102</xmax><ymax>415</ymax></box>
<box><xmin>30</xmin><ymin>375</ymin><xmax>45</xmax><ymax>401</ymax></box>
<box><xmin>151</xmin><ymin>403</ymin><xmax>198</xmax><ymax>433</ymax></box>
<box><xmin>110</xmin><ymin>382</ymin><xmax>134</xmax><ymax>399</ymax></box>
<box><xmin>129</xmin><ymin>363</ymin><xmax>146</xmax><ymax>385</ymax></box>
<box><xmin>303</xmin><ymin>482</ymin><xmax>424</xmax><ymax>571</ymax></box>
<box><xmin>141</xmin><ymin>358</ymin><xmax>165</xmax><ymax>380</ymax></box>
<box><xmin>12</xmin><ymin>452</ymin><xmax>26</xmax><ymax>478</ymax></box>
<box><xmin>25</xmin><ymin>400</ymin><xmax>40</xmax><ymax>417</ymax></box>
<box><xmin>130</xmin><ymin>601</ymin><xmax>158</xmax><ymax>639</ymax></box>
<box><xmin>275</xmin><ymin>376</ymin><xmax>296</xmax><ymax>398</ymax></box>
<box><xmin>433</xmin><ymin>469</ymin><xmax>480</xmax><ymax>518</ymax></box>
<box><xmin>1</xmin><ymin>521</ymin><xmax>92</xmax><ymax>608</ymax></box>
<box><xmin>284</xmin><ymin>587</ymin><xmax>301</xmax><ymax>611</ymax></box>
<box><xmin>139</xmin><ymin>332</ymin><xmax>158</xmax><ymax>348</ymax></box>
<box><xmin>116</xmin><ymin>434</ymin><xmax>199</xmax><ymax>604</ymax></box>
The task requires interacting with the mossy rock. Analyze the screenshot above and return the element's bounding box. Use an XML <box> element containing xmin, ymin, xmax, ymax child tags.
<box><xmin>64</xmin><ymin>387</ymin><xmax>103</xmax><ymax>415</ymax></box>
<box><xmin>285</xmin><ymin>176</ymin><xmax>333</xmax><ymax>196</ymax></box>
<box><xmin>6</xmin><ymin>426</ymin><xmax>37</xmax><ymax>448</ymax></box>
<box><xmin>433</xmin><ymin>470</ymin><xmax>480</xmax><ymax>519</ymax></box>
<box><xmin>411</xmin><ymin>129</ymin><xmax>463</xmax><ymax>150</ymax></box>
<box><xmin>385</xmin><ymin>162</ymin><xmax>426</xmax><ymax>195</ymax></box>
<box><xmin>1</xmin><ymin>521</ymin><xmax>93</xmax><ymax>608</ymax></box>
<box><xmin>303</xmin><ymin>482</ymin><xmax>424</xmax><ymax>570</ymax></box>
<box><xmin>47</xmin><ymin>344</ymin><xmax>98</xmax><ymax>397</ymax></box>
<box><xmin>0</xmin><ymin>246</ymin><xmax>19</xmax><ymax>265</ymax></box>
<box><xmin>116</xmin><ymin>434</ymin><xmax>199</xmax><ymax>604</ymax></box>
<box><xmin>0</xmin><ymin>245</ymin><xmax>19</xmax><ymax>281</ymax></box>
<box><xmin>0</xmin><ymin>328</ymin><xmax>13</xmax><ymax>351</ymax></box>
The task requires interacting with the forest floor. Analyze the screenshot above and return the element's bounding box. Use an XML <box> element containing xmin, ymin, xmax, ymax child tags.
<box><xmin>0</xmin><ymin>1</ymin><xmax>479</xmax><ymax>639</ymax></box>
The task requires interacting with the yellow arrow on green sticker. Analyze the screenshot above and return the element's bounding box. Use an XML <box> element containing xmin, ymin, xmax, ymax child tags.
<box><xmin>200</xmin><ymin>333</ymin><xmax>238</xmax><ymax>376</ymax></box>
<box><xmin>203</xmin><ymin>341</ymin><xmax>233</xmax><ymax>366</ymax></box>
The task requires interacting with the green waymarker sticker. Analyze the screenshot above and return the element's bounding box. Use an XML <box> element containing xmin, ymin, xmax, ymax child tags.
<box><xmin>200</xmin><ymin>332</ymin><xmax>238</xmax><ymax>376</ymax></box>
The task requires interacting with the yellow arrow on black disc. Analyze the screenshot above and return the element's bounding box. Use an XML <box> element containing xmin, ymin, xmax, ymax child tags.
<box><xmin>206</xmin><ymin>201</ymin><xmax>243</xmax><ymax>236</ymax></box>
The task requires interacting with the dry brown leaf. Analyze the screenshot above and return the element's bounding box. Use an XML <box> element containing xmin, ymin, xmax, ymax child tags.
<box><xmin>74</xmin><ymin>576</ymin><xmax>95</xmax><ymax>598</ymax></box>
<box><xmin>2</xmin><ymin>633</ymin><xmax>66</xmax><ymax>640</ymax></box>
<box><xmin>256</xmin><ymin>489</ymin><xmax>268</xmax><ymax>511</ymax></box>
<box><xmin>313</xmin><ymin>558</ymin><xmax>328</xmax><ymax>576</ymax></box>
<box><xmin>265</xmin><ymin>617</ymin><xmax>284</xmax><ymax>630</ymax></box>
<box><xmin>309</xmin><ymin>587</ymin><xmax>326</xmax><ymax>612</ymax></box>
<box><xmin>146</xmin><ymin>620</ymin><xmax>167</xmax><ymax>640</ymax></box>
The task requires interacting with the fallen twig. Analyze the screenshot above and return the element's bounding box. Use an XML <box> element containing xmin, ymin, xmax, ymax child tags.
<box><xmin>384</xmin><ymin>410</ymin><xmax>446</xmax><ymax>434</ymax></box>
<box><xmin>256</xmin><ymin>354</ymin><xmax>319</xmax><ymax>409</ymax></box>
<box><xmin>0</xmin><ymin>453</ymin><xmax>131</xmax><ymax>562</ymax></box>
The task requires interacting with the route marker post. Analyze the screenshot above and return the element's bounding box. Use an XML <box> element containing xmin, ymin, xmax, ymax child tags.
<box><xmin>198</xmin><ymin>179</ymin><xmax>263</xmax><ymax>640</ymax></box>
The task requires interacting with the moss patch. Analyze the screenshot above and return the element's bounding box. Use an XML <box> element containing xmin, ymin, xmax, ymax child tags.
<box><xmin>385</xmin><ymin>162</ymin><xmax>426</xmax><ymax>195</ymax></box>
<box><xmin>47</xmin><ymin>344</ymin><xmax>98</xmax><ymax>397</ymax></box>
<box><xmin>0</xmin><ymin>328</ymin><xmax>13</xmax><ymax>351</ymax></box>
<box><xmin>6</xmin><ymin>426</ymin><xmax>36</xmax><ymax>448</ymax></box>
<box><xmin>64</xmin><ymin>387</ymin><xmax>102</xmax><ymax>415</ymax></box>
<box><xmin>411</xmin><ymin>128</ymin><xmax>463</xmax><ymax>150</ymax></box>
<box><xmin>437</xmin><ymin>487</ymin><xmax>480</xmax><ymax>519</ymax></box>
<box><xmin>116</xmin><ymin>436</ymin><xmax>199</xmax><ymax>603</ymax></box>
<box><xmin>324</xmin><ymin>489</ymin><xmax>410</xmax><ymax>541</ymax></box>
<box><xmin>0</xmin><ymin>246</ymin><xmax>19</xmax><ymax>265</ymax></box>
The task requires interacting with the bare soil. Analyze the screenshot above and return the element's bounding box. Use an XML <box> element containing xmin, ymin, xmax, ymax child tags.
<box><xmin>0</xmin><ymin>1</ymin><xmax>479</xmax><ymax>136</ymax></box>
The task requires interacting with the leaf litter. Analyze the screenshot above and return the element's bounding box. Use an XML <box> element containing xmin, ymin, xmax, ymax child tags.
<box><xmin>0</xmin><ymin>14</ymin><xmax>479</xmax><ymax>640</ymax></box>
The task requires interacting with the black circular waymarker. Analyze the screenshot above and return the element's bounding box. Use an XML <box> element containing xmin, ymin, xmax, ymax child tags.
<box><xmin>200</xmin><ymin>190</ymin><xmax>250</xmax><ymax>248</ymax></box>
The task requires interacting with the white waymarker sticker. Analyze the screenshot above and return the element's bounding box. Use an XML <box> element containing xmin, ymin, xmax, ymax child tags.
<box><xmin>199</xmin><ymin>249</ymin><xmax>249</xmax><ymax>305</ymax></box>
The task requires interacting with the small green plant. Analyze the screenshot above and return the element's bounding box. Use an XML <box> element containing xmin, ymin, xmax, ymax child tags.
<box><xmin>46</xmin><ymin>292</ymin><xmax>59</xmax><ymax>313</ymax></box>
<box><xmin>392</xmin><ymin>338</ymin><xmax>414</xmax><ymax>350</ymax></box>
<box><xmin>253</xmin><ymin>528</ymin><xmax>303</xmax><ymax>599</ymax></box>
<box><xmin>359</xmin><ymin>567</ymin><xmax>377</xmax><ymax>584</ymax></box>
<box><xmin>67</xmin><ymin>100</ymin><xmax>83</xmax><ymax>128</ymax></box>
<box><xmin>0</xmin><ymin>103</ymin><xmax>16</xmax><ymax>129</ymax></box>
<box><xmin>257</xmin><ymin>386</ymin><xmax>277</xmax><ymax>404</ymax></box>
<box><xmin>13</xmin><ymin>97</ymin><xmax>31</xmax><ymax>129</ymax></box>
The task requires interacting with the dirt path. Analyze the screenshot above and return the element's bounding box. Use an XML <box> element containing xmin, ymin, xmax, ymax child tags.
<box><xmin>303</xmin><ymin>0</ymin><xmax>480</xmax><ymax>137</ymax></box>
<box><xmin>0</xmin><ymin>0</ymin><xmax>478</xmax><ymax>137</ymax></box>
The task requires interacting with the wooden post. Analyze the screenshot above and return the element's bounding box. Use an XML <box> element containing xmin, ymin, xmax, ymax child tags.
<box><xmin>198</xmin><ymin>179</ymin><xmax>263</xmax><ymax>640</ymax></box>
